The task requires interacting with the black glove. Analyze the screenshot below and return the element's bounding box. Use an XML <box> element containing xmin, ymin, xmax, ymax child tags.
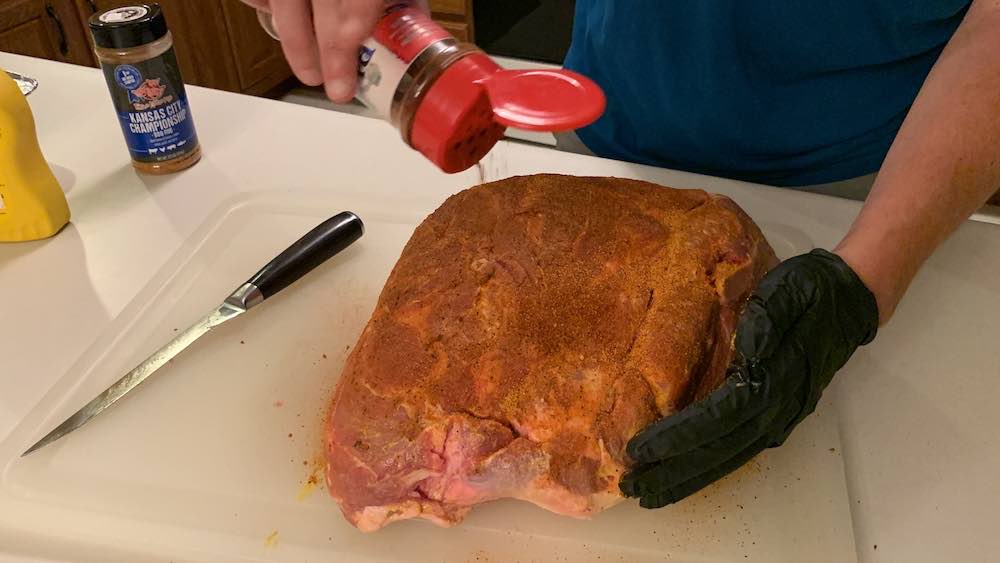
<box><xmin>619</xmin><ymin>249</ymin><xmax>879</xmax><ymax>508</ymax></box>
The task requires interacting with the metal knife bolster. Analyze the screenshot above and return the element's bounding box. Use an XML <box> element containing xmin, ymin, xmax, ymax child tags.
<box><xmin>225</xmin><ymin>282</ymin><xmax>264</xmax><ymax>311</ymax></box>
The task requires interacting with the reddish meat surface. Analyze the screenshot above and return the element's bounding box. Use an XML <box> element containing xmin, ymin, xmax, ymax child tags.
<box><xmin>325</xmin><ymin>175</ymin><xmax>778</xmax><ymax>531</ymax></box>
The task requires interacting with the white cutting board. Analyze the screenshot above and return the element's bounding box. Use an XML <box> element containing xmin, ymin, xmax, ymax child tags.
<box><xmin>0</xmin><ymin>188</ymin><xmax>857</xmax><ymax>563</ymax></box>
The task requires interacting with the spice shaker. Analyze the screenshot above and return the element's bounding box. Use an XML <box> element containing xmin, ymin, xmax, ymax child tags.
<box><xmin>259</xmin><ymin>3</ymin><xmax>606</xmax><ymax>173</ymax></box>
<box><xmin>90</xmin><ymin>4</ymin><xmax>200</xmax><ymax>174</ymax></box>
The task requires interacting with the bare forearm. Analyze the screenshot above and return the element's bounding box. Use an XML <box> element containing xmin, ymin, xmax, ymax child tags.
<box><xmin>835</xmin><ymin>0</ymin><xmax>1000</xmax><ymax>322</ymax></box>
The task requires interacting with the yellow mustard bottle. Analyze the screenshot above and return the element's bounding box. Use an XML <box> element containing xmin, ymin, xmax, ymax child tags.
<box><xmin>0</xmin><ymin>70</ymin><xmax>70</xmax><ymax>242</ymax></box>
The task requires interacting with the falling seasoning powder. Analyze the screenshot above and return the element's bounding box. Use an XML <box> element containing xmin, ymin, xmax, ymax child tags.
<box><xmin>89</xmin><ymin>4</ymin><xmax>201</xmax><ymax>174</ymax></box>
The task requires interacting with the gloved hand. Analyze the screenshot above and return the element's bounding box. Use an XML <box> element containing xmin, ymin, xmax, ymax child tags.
<box><xmin>619</xmin><ymin>249</ymin><xmax>879</xmax><ymax>508</ymax></box>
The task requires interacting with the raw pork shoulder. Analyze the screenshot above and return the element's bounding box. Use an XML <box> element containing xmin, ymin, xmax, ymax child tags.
<box><xmin>325</xmin><ymin>174</ymin><xmax>777</xmax><ymax>531</ymax></box>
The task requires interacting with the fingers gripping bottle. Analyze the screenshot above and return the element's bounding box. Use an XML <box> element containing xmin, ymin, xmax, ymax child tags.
<box><xmin>260</xmin><ymin>3</ymin><xmax>605</xmax><ymax>173</ymax></box>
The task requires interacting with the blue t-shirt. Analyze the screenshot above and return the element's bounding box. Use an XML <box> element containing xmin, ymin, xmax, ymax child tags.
<box><xmin>564</xmin><ymin>1</ymin><xmax>969</xmax><ymax>186</ymax></box>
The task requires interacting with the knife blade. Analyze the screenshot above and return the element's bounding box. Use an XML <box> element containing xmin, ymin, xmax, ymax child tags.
<box><xmin>22</xmin><ymin>211</ymin><xmax>364</xmax><ymax>456</ymax></box>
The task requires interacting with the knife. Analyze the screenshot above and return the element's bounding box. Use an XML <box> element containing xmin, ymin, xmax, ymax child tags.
<box><xmin>22</xmin><ymin>211</ymin><xmax>364</xmax><ymax>456</ymax></box>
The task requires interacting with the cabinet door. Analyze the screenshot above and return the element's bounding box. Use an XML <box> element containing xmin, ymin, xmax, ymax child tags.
<box><xmin>429</xmin><ymin>0</ymin><xmax>474</xmax><ymax>43</ymax></box>
<box><xmin>219</xmin><ymin>0</ymin><xmax>292</xmax><ymax>95</ymax></box>
<box><xmin>437</xmin><ymin>19</ymin><xmax>471</xmax><ymax>42</ymax></box>
<box><xmin>0</xmin><ymin>0</ymin><xmax>95</xmax><ymax>66</ymax></box>
<box><xmin>76</xmin><ymin>0</ymin><xmax>241</xmax><ymax>91</ymax></box>
<box><xmin>429</xmin><ymin>0</ymin><xmax>469</xmax><ymax>17</ymax></box>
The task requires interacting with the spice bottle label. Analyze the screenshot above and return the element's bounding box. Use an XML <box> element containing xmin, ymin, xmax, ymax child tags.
<box><xmin>356</xmin><ymin>5</ymin><xmax>451</xmax><ymax>118</ymax></box>
<box><xmin>99</xmin><ymin>47</ymin><xmax>198</xmax><ymax>164</ymax></box>
<box><xmin>356</xmin><ymin>38</ymin><xmax>408</xmax><ymax>118</ymax></box>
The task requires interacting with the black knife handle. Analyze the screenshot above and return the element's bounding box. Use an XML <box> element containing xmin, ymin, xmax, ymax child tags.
<box><xmin>247</xmin><ymin>211</ymin><xmax>364</xmax><ymax>300</ymax></box>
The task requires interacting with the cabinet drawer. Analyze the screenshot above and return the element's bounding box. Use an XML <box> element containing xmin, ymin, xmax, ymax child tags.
<box><xmin>429</xmin><ymin>0</ymin><xmax>468</xmax><ymax>17</ymax></box>
<box><xmin>0</xmin><ymin>18</ymin><xmax>54</xmax><ymax>59</ymax></box>
<box><xmin>0</xmin><ymin>0</ymin><xmax>94</xmax><ymax>66</ymax></box>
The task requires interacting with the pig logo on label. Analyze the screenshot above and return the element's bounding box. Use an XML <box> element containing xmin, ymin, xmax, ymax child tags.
<box><xmin>128</xmin><ymin>78</ymin><xmax>175</xmax><ymax>111</ymax></box>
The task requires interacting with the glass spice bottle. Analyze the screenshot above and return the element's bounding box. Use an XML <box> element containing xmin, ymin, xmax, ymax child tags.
<box><xmin>89</xmin><ymin>4</ymin><xmax>201</xmax><ymax>174</ymax></box>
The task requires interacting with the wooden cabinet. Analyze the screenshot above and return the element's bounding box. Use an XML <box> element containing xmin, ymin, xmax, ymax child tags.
<box><xmin>75</xmin><ymin>0</ymin><xmax>238</xmax><ymax>90</ymax></box>
<box><xmin>0</xmin><ymin>0</ymin><xmax>94</xmax><ymax>66</ymax></box>
<box><xmin>436</xmin><ymin>19</ymin><xmax>471</xmax><ymax>42</ymax></box>
<box><xmin>2</xmin><ymin>0</ymin><xmax>292</xmax><ymax>96</ymax></box>
<box><xmin>72</xmin><ymin>0</ymin><xmax>291</xmax><ymax>95</ymax></box>
<box><xmin>219</xmin><ymin>0</ymin><xmax>292</xmax><ymax>95</ymax></box>
<box><xmin>429</xmin><ymin>0</ymin><xmax>469</xmax><ymax>17</ymax></box>
<box><xmin>429</xmin><ymin>0</ymin><xmax>474</xmax><ymax>43</ymax></box>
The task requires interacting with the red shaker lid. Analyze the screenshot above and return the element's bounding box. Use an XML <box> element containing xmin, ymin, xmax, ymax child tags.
<box><xmin>410</xmin><ymin>54</ymin><xmax>606</xmax><ymax>174</ymax></box>
<box><xmin>478</xmin><ymin>69</ymin><xmax>606</xmax><ymax>131</ymax></box>
<box><xmin>409</xmin><ymin>53</ymin><xmax>506</xmax><ymax>174</ymax></box>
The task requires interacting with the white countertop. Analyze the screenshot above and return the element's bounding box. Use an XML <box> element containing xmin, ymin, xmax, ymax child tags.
<box><xmin>2</xmin><ymin>52</ymin><xmax>999</xmax><ymax>563</ymax></box>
